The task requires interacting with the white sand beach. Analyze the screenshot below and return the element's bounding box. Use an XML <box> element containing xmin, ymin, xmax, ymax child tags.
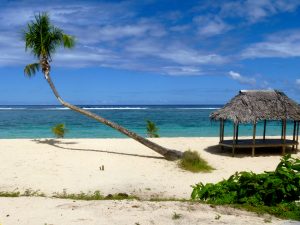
<box><xmin>0</xmin><ymin>137</ymin><xmax>299</xmax><ymax>224</ymax></box>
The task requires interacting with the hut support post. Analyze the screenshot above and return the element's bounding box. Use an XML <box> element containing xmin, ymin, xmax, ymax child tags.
<box><xmin>219</xmin><ymin>119</ymin><xmax>224</xmax><ymax>151</ymax></box>
<box><xmin>281</xmin><ymin>120</ymin><xmax>283</xmax><ymax>140</ymax></box>
<box><xmin>236</xmin><ymin>123</ymin><xmax>239</xmax><ymax>142</ymax></box>
<box><xmin>232</xmin><ymin>123</ymin><xmax>236</xmax><ymax>157</ymax></box>
<box><xmin>282</xmin><ymin>120</ymin><xmax>287</xmax><ymax>155</ymax></box>
<box><xmin>296</xmin><ymin>121</ymin><xmax>299</xmax><ymax>151</ymax></box>
<box><xmin>221</xmin><ymin>120</ymin><xmax>225</xmax><ymax>150</ymax></box>
<box><xmin>263</xmin><ymin>120</ymin><xmax>266</xmax><ymax>141</ymax></box>
<box><xmin>222</xmin><ymin>120</ymin><xmax>225</xmax><ymax>142</ymax></box>
<box><xmin>219</xmin><ymin>119</ymin><xmax>222</xmax><ymax>143</ymax></box>
<box><xmin>252</xmin><ymin>122</ymin><xmax>256</xmax><ymax>157</ymax></box>
<box><xmin>292</xmin><ymin>121</ymin><xmax>296</xmax><ymax>151</ymax></box>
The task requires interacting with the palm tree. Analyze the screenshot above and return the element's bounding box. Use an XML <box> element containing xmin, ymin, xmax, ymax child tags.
<box><xmin>146</xmin><ymin>120</ymin><xmax>159</xmax><ymax>138</ymax></box>
<box><xmin>23</xmin><ymin>12</ymin><xmax>182</xmax><ymax>160</ymax></box>
<box><xmin>52</xmin><ymin>123</ymin><xmax>67</xmax><ymax>138</ymax></box>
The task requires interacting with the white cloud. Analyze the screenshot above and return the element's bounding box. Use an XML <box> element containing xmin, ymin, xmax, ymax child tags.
<box><xmin>0</xmin><ymin>1</ymin><xmax>229</xmax><ymax>76</ymax></box>
<box><xmin>296</xmin><ymin>79</ymin><xmax>300</xmax><ymax>85</ymax></box>
<box><xmin>194</xmin><ymin>16</ymin><xmax>231</xmax><ymax>36</ymax></box>
<box><xmin>228</xmin><ymin>71</ymin><xmax>256</xmax><ymax>85</ymax></box>
<box><xmin>242</xmin><ymin>30</ymin><xmax>300</xmax><ymax>58</ymax></box>
<box><xmin>162</xmin><ymin>66</ymin><xmax>202</xmax><ymax>76</ymax></box>
<box><xmin>220</xmin><ymin>0</ymin><xmax>300</xmax><ymax>23</ymax></box>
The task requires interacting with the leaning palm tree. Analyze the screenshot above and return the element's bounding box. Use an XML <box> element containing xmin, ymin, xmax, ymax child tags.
<box><xmin>23</xmin><ymin>12</ymin><xmax>182</xmax><ymax>160</ymax></box>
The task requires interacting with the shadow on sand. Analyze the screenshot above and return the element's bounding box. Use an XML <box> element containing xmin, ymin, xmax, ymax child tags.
<box><xmin>32</xmin><ymin>139</ymin><xmax>164</xmax><ymax>160</ymax></box>
<box><xmin>204</xmin><ymin>144</ymin><xmax>297</xmax><ymax>158</ymax></box>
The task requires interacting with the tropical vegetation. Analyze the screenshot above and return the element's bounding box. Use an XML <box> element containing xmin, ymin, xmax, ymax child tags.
<box><xmin>146</xmin><ymin>120</ymin><xmax>159</xmax><ymax>138</ymax></box>
<box><xmin>191</xmin><ymin>154</ymin><xmax>300</xmax><ymax>220</ymax></box>
<box><xmin>52</xmin><ymin>123</ymin><xmax>67</xmax><ymax>138</ymax></box>
<box><xmin>179</xmin><ymin>150</ymin><xmax>213</xmax><ymax>172</ymax></box>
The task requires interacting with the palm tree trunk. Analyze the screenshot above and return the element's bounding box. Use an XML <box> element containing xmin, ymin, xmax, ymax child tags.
<box><xmin>43</xmin><ymin>71</ymin><xmax>183</xmax><ymax>160</ymax></box>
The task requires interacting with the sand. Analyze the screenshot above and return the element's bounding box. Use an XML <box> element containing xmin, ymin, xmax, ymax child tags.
<box><xmin>0</xmin><ymin>197</ymin><xmax>296</xmax><ymax>225</ymax></box>
<box><xmin>0</xmin><ymin>137</ymin><xmax>299</xmax><ymax>224</ymax></box>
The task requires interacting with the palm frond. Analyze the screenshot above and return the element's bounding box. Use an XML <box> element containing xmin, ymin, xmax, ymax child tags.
<box><xmin>23</xmin><ymin>12</ymin><xmax>75</xmax><ymax>61</ymax></box>
<box><xmin>24</xmin><ymin>63</ymin><xmax>40</xmax><ymax>77</ymax></box>
<box><xmin>62</xmin><ymin>34</ymin><xmax>75</xmax><ymax>48</ymax></box>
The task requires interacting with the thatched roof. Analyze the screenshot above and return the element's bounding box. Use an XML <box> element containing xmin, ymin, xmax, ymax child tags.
<box><xmin>210</xmin><ymin>90</ymin><xmax>300</xmax><ymax>123</ymax></box>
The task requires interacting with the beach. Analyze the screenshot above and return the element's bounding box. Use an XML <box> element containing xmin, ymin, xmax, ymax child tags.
<box><xmin>0</xmin><ymin>137</ymin><xmax>298</xmax><ymax>224</ymax></box>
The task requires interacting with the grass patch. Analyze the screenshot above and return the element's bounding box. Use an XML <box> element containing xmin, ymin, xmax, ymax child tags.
<box><xmin>236</xmin><ymin>202</ymin><xmax>300</xmax><ymax>221</ymax></box>
<box><xmin>0</xmin><ymin>191</ymin><xmax>20</xmax><ymax>197</ymax></box>
<box><xmin>205</xmin><ymin>202</ymin><xmax>300</xmax><ymax>221</ymax></box>
<box><xmin>149</xmin><ymin>197</ymin><xmax>190</xmax><ymax>202</ymax></box>
<box><xmin>53</xmin><ymin>190</ymin><xmax>104</xmax><ymax>200</ymax></box>
<box><xmin>179</xmin><ymin>150</ymin><xmax>214</xmax><ymax>173</ymax></box>
<box><xmin>172</xmin><ymin>212</ymin><xmax>182</xmax><ymax>220</ymax></box>
<box><xmin>22</xmin><ymin>189</ymin><xmax>45</xmax><ymax>197</ymax></box>
<box><xmin>52</xmin><ymin>189</ymin><xmax>138</xmax><ymax>201</ymax></box>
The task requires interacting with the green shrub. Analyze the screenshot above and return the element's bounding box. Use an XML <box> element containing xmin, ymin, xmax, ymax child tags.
<box><xmin>179</xmin><ymin>150</ymin><xmax>214</xmax><ymax>173</ymax></box>
<box><xmin>191</xmin><ymin>155</ymin><xmax>300</xmax><ymax>206</ymax></box>
<box><xmin>52</xmin><ymin>123</ymin><xmax>67</xmax><ymax>138</ymax></box>
<box><xmin>146</xmin><ymin>120</ymin><xmax>159</xmax><ymax>138</ymax></box>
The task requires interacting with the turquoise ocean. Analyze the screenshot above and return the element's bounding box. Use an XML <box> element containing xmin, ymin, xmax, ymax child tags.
<box><xmin>0</xmin><ymin>105</ymin><xmax>294</xmax><ymax>138</ymax></box>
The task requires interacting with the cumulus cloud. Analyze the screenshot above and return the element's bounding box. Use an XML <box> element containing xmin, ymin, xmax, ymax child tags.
<box><xmin>0</xmin><ymin>1</ymin><xmax>229</xmax><ymax>77</ymax></box>
<box><xmin>194</xmin><ymin>16</ymin><xmax>231</xmax><ymax>36</ymax></box>
<box><xmin>242</xmin><ymin>30</ymin><xmax>300</xmax><ymax>58</ymax></box>
<box><xmin>219</xmin><ymin>0</ymin><xmax>300</xmax><ymax>23</ymax></box>
<box><xmin>228</xmin><ymin>71</ymin><xmax>256</xmax><ymax>85</ymax></box>
<box><xmin>162</xmin><ymin>66</ymin><xmax>202</xmax><ymax>76</ymax></box>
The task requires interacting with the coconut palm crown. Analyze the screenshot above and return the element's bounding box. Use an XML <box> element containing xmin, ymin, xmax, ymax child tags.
<box><xmin>23</xmin><ymin>12</ymin><xmax>74</xmax><ymax>76</ymax></box>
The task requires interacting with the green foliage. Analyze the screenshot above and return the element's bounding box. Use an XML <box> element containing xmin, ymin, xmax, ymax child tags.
<box><xmin>24</xmin><ymin>12</ymin><xmax>75</xmax><ymax>59</ymax></box>
<box><xmin>179</xmin><ymin>150</ymin><xmax>214</xmax><ymax>173</ymax></box>
<box><xmin>239</xmin><ymin>202</ymin><xmax>300</xmax><ymax>221</ymax></box>
<box><xmin>52</xmin><ymin>123</ymin><xmax>67</xmax><ymax>138</ymax></box>
<box><xmin>0</xmin><ymin>191</ymin><xmax>20</xmax><ymax>197</ymax></box>
<box><xmin>146</xmin><ymin>120</ymin><xmax>159</xmax><ymax>138</ymax></box>
<box><xmin>192</xmin><ymin>155</ymin><xmax>300</xmax><ymax>205</ymax></box>
<box><xmin>191</xmin><ymin>155</ymin><xmax>300</xmax><ymax>220</ymax></box>
<box><xmin>24</xmin><ymin>63</ymin><xmax>40</xmax><ymax>77</ymax></box>
<box><xmin>52</xmin><ymin>190</ymin><xmax>137</xmax><ymax>201</ymax></box>
<box><xmin>53</xmin><ymin>190</ymin><xmax>104</xmax><ymax>200</ymax></box>
<box><xmin>22</xmin><ymin>189</ymin><xmax>45</xmax><ymax>197</ymax></box>
<box><xmin>23</xmin><ymin>12</ymin><xmax>75</xmax><ymax>76</ymax></box>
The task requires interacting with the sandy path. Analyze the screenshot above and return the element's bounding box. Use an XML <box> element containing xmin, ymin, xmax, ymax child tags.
<box><xmin>0</xmin><ymin>197</ymin><xmax>295</xmax><ymax>225</ymax></box>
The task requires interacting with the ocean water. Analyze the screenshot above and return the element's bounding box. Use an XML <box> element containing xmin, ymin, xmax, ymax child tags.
<box><xmin>0</xmin><ymin>105</ymin><xmax>295</xmax><ymax>138</ymax></box>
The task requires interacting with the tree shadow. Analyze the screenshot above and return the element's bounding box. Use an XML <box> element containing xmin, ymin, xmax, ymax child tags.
<box><xmin>32</xmin><ymin>139</ymin><xmax>164</xmax><ymax>160</ymax></box>
<box><xmin>204</xmin><ymin>145</ymin><xmax>297</xmax><ymax>158</ymax></box>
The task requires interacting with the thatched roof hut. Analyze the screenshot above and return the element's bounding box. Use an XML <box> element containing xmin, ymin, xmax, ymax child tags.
<box><xmin>210</xmin><ymin>90</ymin><xmax>300</xmax><ymax>123</ymax></box>
<box><xmin>210</xmin><ymin>90</ymin><xmax>300</xmax><ymax>157</ymax></box>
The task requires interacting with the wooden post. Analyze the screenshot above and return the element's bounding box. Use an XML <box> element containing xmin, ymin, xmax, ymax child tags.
<box><xmin>222</xmin><ymin>120</ymin><xmax>225</xmax><ymax>142</ymax></box>
<box><xmin>252</xmin><ymin>122</ymin><xmax>256</xmax><ymax>157</ymax></box>
<box><xmin>236</xmin><ymin>123</ymin><xmax>239</xmax><ymax>143</ymax></box>
<box><xmin>281</xmin><ymin>120</ymin><xmax>284</xmax><ymax>140</ymax></box>
<box><xmin>282</xmin><ymin>120</ymin><xmax>286</xmax><ymax>155</ymax></box>
<box><xmin>219</xmin><ymin>119</ymin><xmax>222</xmax><ymax>143</ymax></box>
<box><xmin>232</xmin><ymin>122</ymin><xmax>236</xmax><ymax>157</ymax></box>
<box><xmin>263</xmin><ymin>120</ymin><xmax>266</xmax><ymax>141</ymax></box>
<box><xmin>296</xmin><ymin>121</ymin><xmax>299</xmax><ymax>151</ymax></box>
<box><xmin>292</xmin><ymin>121</ymin><xmax>296</xmax><ymax>151</ymax></box>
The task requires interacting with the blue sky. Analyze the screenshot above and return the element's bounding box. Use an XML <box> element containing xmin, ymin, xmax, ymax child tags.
<box><xmin>1</xmin><ymin>0</ymin><xmax>300</xmax><ymax>105</ymax></box>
